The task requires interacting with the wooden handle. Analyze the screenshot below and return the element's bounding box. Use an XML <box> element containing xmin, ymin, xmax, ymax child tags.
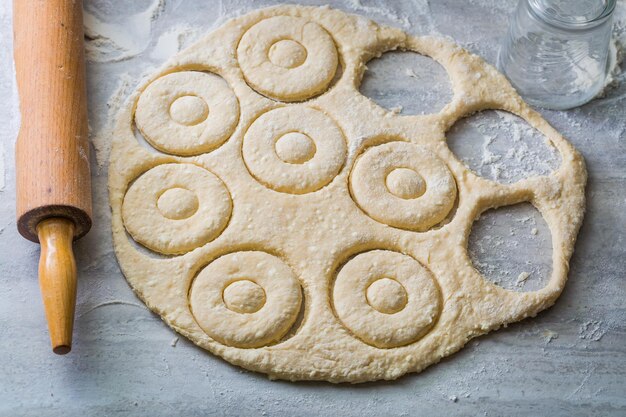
<box><xmin>14</xmin><ymin>0</ymin><xmax>92</xmax><ymax>242</ymax></box>
<box><xmin>38</xmin><ymin>218</ymin><xmax>77</xmax><ymax>354</ymax></box>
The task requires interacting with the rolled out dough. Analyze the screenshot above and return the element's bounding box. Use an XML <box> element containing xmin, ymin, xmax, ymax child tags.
<box><xmin>109</xmin><ymin>5</ymin><xmax>586</xmax><ymax>382</ymax></box>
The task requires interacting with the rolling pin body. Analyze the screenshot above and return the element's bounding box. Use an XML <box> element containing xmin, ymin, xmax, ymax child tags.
<box><xmin>13</xmin><ymin>0</ymin><xmax>92</xmax><ymax>353</ymax></box>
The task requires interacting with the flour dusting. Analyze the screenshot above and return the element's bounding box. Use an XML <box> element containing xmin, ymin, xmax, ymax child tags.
<box><xmin>91</xmin><ymin>73</ymin><xmax>136</xmax><ymax>167</ymax></box>
<box><xmin>84</xmin><ymin>0</ymin><xmax>166</xmax><ymax>63</ymax></box>
<box><xmin>345</xmin><ymin>0</ymin><xmax>410</xmax><ymax>29</ymax></box>
<box><xmin>0</xmin><ymin>144</ymin><xmax>5</xmax><ymax>192</ymax></box>
<box><xmin>150</xmin><ymin>25</ymin><xmax>203</xmax><ymax>61</ymax></box>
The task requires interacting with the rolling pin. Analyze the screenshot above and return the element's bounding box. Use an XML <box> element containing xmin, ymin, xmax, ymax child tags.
<box><xmin>14</xmin><ymin>0</ymin><xmax>92</xmax><ymax>354</ymax></box>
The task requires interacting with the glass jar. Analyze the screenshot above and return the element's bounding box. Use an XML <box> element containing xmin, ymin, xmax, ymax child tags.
<box><xmin>498</xmin><ymin>0</ymin><xmax>616</xmax><ymax>110</ymax></box>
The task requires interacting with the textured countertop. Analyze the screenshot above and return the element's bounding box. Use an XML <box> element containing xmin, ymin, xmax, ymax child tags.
<box><xmin>1</xmin><ymin>0</ymin><xmax>625</xmax><ymax>416</ymax></box>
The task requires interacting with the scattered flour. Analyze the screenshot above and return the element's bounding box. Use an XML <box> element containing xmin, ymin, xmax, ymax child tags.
<box><xmin>0</xmin><ymin>143</ymin><xmax>4</xmax><ymax>192</ymax></box>
<box><xmin>345</xmin><ymin>0</ymin><xmax>410</xmax><ymax>29</ymax></box>
<box><xmin>404</xmin><ymin>68</ymin><xmax>419</xmax><ymax>78</ymax></box>
<box><xmin>149</xmin><ymin>25</ymin><xmax>203</xmax><ymax>61</ymax></box>
<box><xmin>84</xmin><ymin>0</ymin><xmax>166</xmax><ymax>63</ymax></box>
<box><xmin>515</xmin><ymin>271</ymin><xmax>530</xmax><ymax>287</ymax></box>
<box><xmin>448</xmin><ymin>110</ymin><xmax>561</xmax><ymax>184</ymax></box>
<box><xmin>91</xmin><ymin>73</ymin><xmax>137</xmax><ymax>167</ymax></box>
<box><xmin>541</xmin><ymin>329</ymin><xmax>559</xmax><ymax>344</ymax></box>
<box><xmin>578</xmin><ymin>321</ymin><xmax>607</xmax><ymax>342</ymax></box>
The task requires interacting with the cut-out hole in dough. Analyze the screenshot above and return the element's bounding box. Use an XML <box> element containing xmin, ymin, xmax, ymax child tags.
<box><xmin>360</xmin><ymin>51</ymin><xmax>453</xmax><ymax>115</ymax></box>
<box><xmin>447</xmin><ymin>111</ymin><xmax>561</xmax><ymax>184</ymax></box>
<box><xmin>469</xmin><ymin>203</ymin><xmax>552</xmax><ymax>292</ymax></box>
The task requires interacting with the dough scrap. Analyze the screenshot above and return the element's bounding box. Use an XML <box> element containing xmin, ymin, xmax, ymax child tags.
<box><xmin>109</xmin><ymin>5</ymin><xmax>586</xmax><ymax>382</ymax></box>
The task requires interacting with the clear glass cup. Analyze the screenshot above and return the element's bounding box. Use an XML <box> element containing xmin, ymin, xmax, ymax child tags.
<box><xmin>498</xmin><ymin>0</ymin><xmax>616</xmax><ymax>110</ymax></box>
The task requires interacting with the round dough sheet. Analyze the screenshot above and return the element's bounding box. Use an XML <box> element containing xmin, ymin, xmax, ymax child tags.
<box><xmin>109</xmin><ymin>5</ymin><xmax>586</xmax><ymax>383</ymax></box>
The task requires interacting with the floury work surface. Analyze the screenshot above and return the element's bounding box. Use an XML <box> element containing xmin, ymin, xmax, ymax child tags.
<box><xmin>0</xmin><ymin>0</ymin><xmax>625</xmax><ymax>415</ymax></box>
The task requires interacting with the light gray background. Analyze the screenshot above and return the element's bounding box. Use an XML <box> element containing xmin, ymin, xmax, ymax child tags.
<box><xmin>1</xmin><ymin>0</ymin><xmax>625</xmax><ymax>416</ymax></box>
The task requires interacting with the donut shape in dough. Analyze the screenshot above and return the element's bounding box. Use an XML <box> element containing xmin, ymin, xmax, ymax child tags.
<box><xmin>333</xmin><ymin>250</ymin><xmax>441</xmax><ymax>348</ymax></box>
<box><xmin>237</xmin><ymin>16</ymin><xmax>339</xmax><ymax>102</ymax></box>
<box><xmin>135</xmin><ymin>71</ymin><xmax>239</xmax><ymax>156</ymax></box>
<box><xmin>189</xmin><ymin>251</ymin><xmax>303</xmax><ymax>348</ymax></box>
<box><xmin>243</xmin><ymin>106</ymin><xmax>346</xmax><ymax>194</ymax></box>
<box><xmin>122</xmin><ymin>163</ymin><xmax>232</xmax><ymax>255</ymax></box>
<box><xmin>350</xmin><ymin>142</ymin><xmax>457</xmax><ymax>231</ymax></box>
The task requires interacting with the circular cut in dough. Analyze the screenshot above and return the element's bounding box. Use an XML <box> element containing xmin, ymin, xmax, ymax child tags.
<box><xmin>237</xmin><ymin>16</ymin><xmax>339</xmax><ymax>102</ymax></box>
<box><xmin>122</xmin><ymin>163</ymin><xmax>232</xmax><ymax>254</ymax></box>
<box><xmin>190</xmin><ymin>251</ymin><xmax>302</xmax><ymax>348</ymax></box>
<box><xmin>350</xmin><ymin>142</ymin><xmax>457</xmax><ymax>231</ymax></box>
<box><xmin>135</xmin><ymin>71</ymin><xmax>239</xmax><ymax>156</ymax></box>
<box><xmin>243</xmin><ymin>106</ymin><xmax>346</xmax><ymax>194</ymax></box>
<box><xmin>333</xmin><ymin>250</ymin><xmax>441</xmax><ymax>348</ymax></box>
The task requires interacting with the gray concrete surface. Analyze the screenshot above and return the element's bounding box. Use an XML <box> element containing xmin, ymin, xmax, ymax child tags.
<box><xmin>0</xmin><ymin>0</ymin><xmax>625</xmax><ymax>416</ymax></box>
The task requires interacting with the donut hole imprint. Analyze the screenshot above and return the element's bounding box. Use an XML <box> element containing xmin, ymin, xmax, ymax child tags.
<box><xmin>237</xmin><ymin>15</ymin><xmax>339</xmax><ymax>102</ymax></box>
<box><xmin>350</xmin><ymin>142</ymin><xmax>456</xmax><ymax>231</ymax></box>
<box><xmin>243</xmin><ymin>106</ymin><xmax>346</xmax><ymax>194</ymax></box>
<box><xmin>447</xmin><ymin>110</ymin><xmax>561</xmax><ymax>184</ymax></box>
<box><xmin>469</xmin><ymin>203</ymin><xmax>552</xmax><ymax>292</ymax></box>
<box><xmin>122</xmin><ymin>164</ymin><xmax>232</xmax><ymax>255</ymax></box>
<box><xmin>360</xmin><ymin>51</ymin><xmax>453</xmax><ymax>115</ymax></box>
<box><xmin>332</xmin><ymin>250</ymin><xmax>441</xmax><ymax>348</ymax></box>
<box><xmin>134</xmin><ymin>71</ymin><xmax>239</xmax><ymax>156</ymax></box>
<box><xmin>190</xmin><ymin>251</ymin><xmax>303</xmax><ymax>348</ymax></box>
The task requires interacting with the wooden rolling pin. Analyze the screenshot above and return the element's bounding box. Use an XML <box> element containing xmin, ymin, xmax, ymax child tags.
<box><xmin>14</xmin><ymin>0</ymin><xmax>92</xmax><ymax>354</ymax></box>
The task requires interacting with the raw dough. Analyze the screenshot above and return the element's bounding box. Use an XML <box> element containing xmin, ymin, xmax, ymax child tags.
<box><xmin>237</xmin><ymin>15</ymin><xmax>338</xmax><ymax>101</ymax></box>
<box><xmin>135</xmin><ymin>71</ymin><xmax>239</xmax><ymax>155</ymax></box>
<box><xmin>109</xmin><ymin>5</ymin><xmax>586</xmax><ymax>382</ymax></box>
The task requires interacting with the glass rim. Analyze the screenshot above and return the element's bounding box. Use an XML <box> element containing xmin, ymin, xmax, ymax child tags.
<box><xmin>528</xmin><ymin>0</ymin><xmax>616</xmax><ymax>29</ymax></box>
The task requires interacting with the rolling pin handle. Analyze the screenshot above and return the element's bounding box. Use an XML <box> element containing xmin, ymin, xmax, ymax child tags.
<box><xmin>37</xmin><ymin>218</ymin><xmax>77</xmax><ymax>355</ymax></box>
